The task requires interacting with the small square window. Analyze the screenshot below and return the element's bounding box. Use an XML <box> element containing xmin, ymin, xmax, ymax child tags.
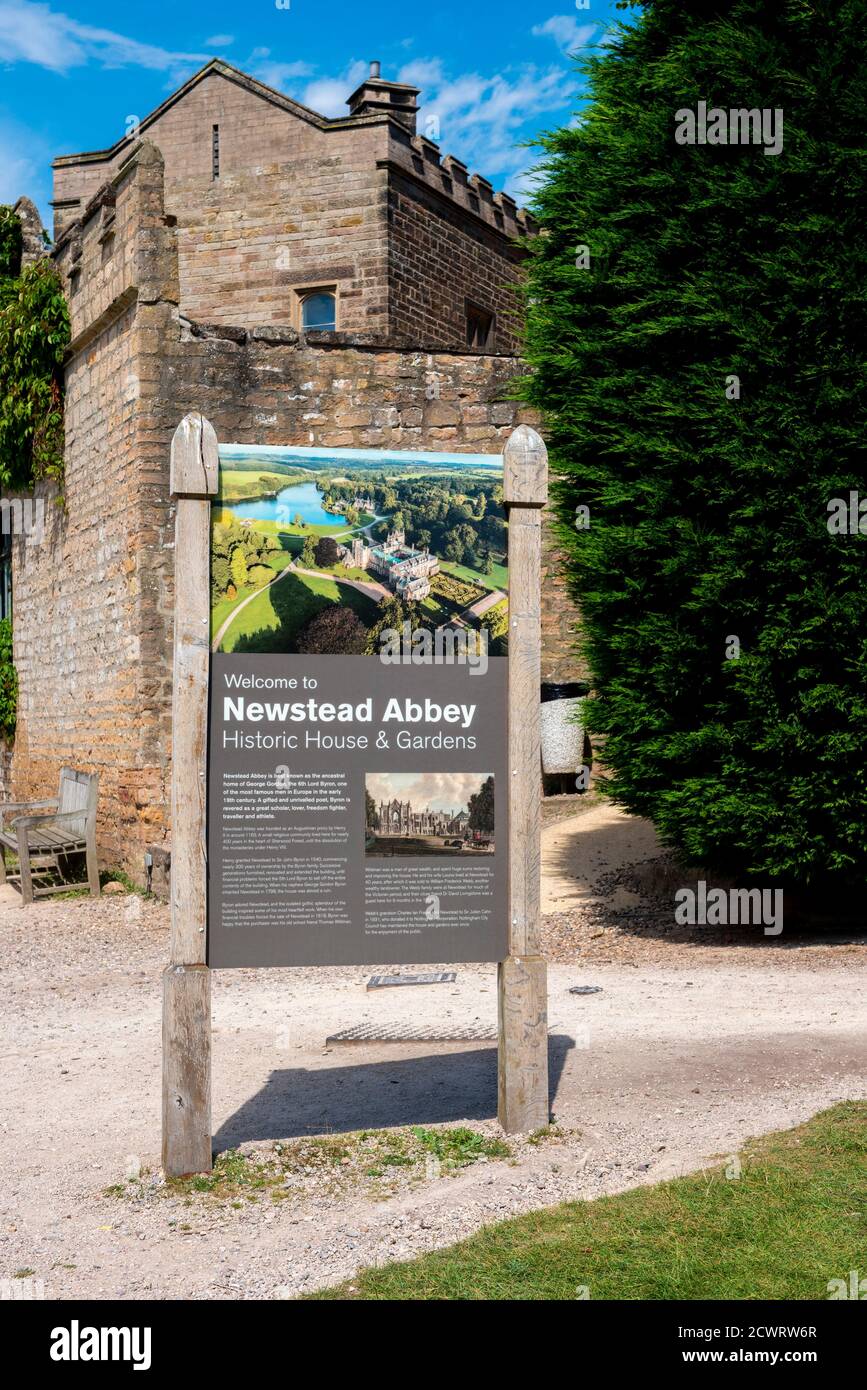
<box><xmin>466</xmin><ymin>303</ymin><xmax>494</xmax><ymax>349</ymax></box>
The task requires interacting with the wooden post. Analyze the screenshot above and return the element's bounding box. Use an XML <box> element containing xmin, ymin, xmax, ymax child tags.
<box><xmin>498</xmin><ymin>424</ymin><xmax>549</xmax><ymax>1133</ymax></box>
<box><xmin>162</xmin><ymin>413</ymin><xmax>219</xmax><ymax>1176</ymax></box>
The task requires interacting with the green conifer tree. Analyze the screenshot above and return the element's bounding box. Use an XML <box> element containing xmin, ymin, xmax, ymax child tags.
<box><xmin>523</xmin><ymin>0</ymin><xmax>867</xmax><ymax>890</ymax></box>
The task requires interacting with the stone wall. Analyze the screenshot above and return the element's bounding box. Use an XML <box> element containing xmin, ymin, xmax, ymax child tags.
<box><xmin>53</xmin><ymin>71</ymin><xmax>391</xmax><ymax>334</ymax></box>
<box><xmin>52</xmin><ymin>68</ymin><xmax>337</xmax><ymax>237</ymax></box>
<box><xmin>174</xmin><ymin>148</ymin><xmax>390</xmax><ymax>333</ymax></box>
<box><xmin>9</xmin><ymin>137</ymin><xmax>581</xmax><ymax>878</ymax></box>
<box><xmin>0</xmin><ymin>740</ymin><xmax>12</xmax><ymax>800</ymax></box>
<box><xmin>146</xmin><ymin>75</ymin><xmax>392</xmax><ymax>332</ymax></box>
<box><xmin>10</xmin><ymin>144</ymin><xmax>178</xmax><ymax>871</ymax></box>
<box><xmin>386</xmin><ymin>168</ymin><xmax>524</xmax><ymax>353</ymax></box>
<box><xmin>165</xmin><ymin>325</ymin><xmax>534</xmax><ymax>450</ymax></box>
<box><xmin>541</xmin><ymin>512</ymin><xmax>589</xmax><ymax>685</ymax></box>
<box><xmin>51</xmin><ymin>63</ymin><xmax>531</xmax><ymax>349</ymax></box>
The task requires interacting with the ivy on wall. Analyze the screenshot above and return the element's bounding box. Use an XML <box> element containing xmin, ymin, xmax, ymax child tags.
<box><xmin>0</xmin><ymin>207</ymin><xmax>22</xmax><ymax>279</ymax></box>
<box><xmin>0</xmin><ymin>206</ymin><xmax>70</xmax><ymax>491</ymax></box>
<box><xmin>0</xmin><ymin>204</ymin><xmax>67</xmax><ymax>741</ymax></box>
<box><xmin>0</xmin><ymin>618</ymin><xmax>17</xmax><ymax>741</ymax></box>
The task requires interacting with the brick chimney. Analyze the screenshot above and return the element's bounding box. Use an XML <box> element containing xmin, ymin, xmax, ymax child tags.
<box><xmin>347</xmin><ymin>62</ymin><xmax>420</xmax><ymax>133</ymax></box>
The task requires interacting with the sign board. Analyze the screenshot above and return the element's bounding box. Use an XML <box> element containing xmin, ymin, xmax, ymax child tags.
<box><xmin>206</xmin><ymin>443</ymin><xmax>509</xmax><ymax>967</ymax></box>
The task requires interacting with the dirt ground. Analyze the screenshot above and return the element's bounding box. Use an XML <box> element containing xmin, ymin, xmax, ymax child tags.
<box><xmin>1</xmin><ymin>803</ymin><xmax>865</xmax><ymax>1299</ymax></box>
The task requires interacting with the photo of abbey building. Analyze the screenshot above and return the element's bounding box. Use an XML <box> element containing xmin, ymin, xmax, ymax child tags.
<box><xmin>365</xmin><ymin>772</ymin><xmax>494</xmax><ymax>856</ymax></box>
<box><xmin>340</xmin><ymin>527</ymin><xmax>439</xmax><ymax>602</ymax></box>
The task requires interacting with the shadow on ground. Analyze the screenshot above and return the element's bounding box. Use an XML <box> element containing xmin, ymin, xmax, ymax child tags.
<box><xmin>214</xmin><ymin>1034</ymin><xmax>574</xmax><ymax>1152</ymax></box>
<box><xmin>544</xmin><ymin>806</ymin><xmax>867</xmax><ymax>951</ymax></box>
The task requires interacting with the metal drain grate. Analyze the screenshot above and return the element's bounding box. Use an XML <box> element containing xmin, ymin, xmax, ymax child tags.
<box><xmin>326</xmin><ymin>1021</ymin><xmax>498</xmax><ymax>1044</ymax></box>
<box><xmin>367</xmin><ymin>971</ymin><xmax>457</xmax><ymax>989</ymax></box>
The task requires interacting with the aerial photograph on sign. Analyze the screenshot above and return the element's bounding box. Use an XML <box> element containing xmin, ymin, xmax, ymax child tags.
<box><xmin>365</xmin><ymin>771</ymin><xmax>495</xmax><ymax>856</ymax></box>
<box><xmin>210</xmin><ymin>444</ymin><xmax>508</xmax><ymax>656</ymax></box>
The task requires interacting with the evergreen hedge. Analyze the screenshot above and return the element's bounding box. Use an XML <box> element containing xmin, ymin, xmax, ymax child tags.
<box><xmin>522</xmin><ymin>0</ymin><xmax>867</xmax><ymax>889</ymax></box>
<box><xmin>0</xmin><ymin>206</ymin><xmax>69</xmax><ymax>490</ymax></box>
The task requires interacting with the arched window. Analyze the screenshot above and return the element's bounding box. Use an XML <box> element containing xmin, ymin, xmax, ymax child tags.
<box><xmin>301</xmin><ymin>291</ymin><xmax>336</xmax><ymax>332</ymax></box>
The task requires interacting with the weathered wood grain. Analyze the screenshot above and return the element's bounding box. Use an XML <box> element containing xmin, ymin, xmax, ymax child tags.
<box><xmin>503</xmin><ymin>422</ymin><xmax>548</xmax><ymax>508</ymax></box>
<box><xmin>169</xmin><ymin>412</ymin><xmax>219</xmax><ymax>498</ymax></box>
<box><xmin>498</xmin><ymin>956</ymin><xmax>549</xmax><ymax>1132</ymax></box>
<box><xmin>162</xmin><ymin>413</ymin><xmax>217</xmax><ymax>1175</ymax></box>
<box><xmin>170</xmin><ymin>494</ymin><xmax>212</xmax><ymax>967</ymax></box>
<box><xmin>498</xmin><ymin>424</ymin><xmax>550</xmax><ymax>1133</ymax></box>
<box><xmin>162</xmin><ymin>964</ymin><xmax>212</xmax><ymax>1176</ymax></box>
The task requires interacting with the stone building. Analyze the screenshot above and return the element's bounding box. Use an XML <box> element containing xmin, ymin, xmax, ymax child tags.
<box><xmin>356</xmin><ymin>526</ymin><xmax>439</xmax><ymax>601</ymax></box>
<box><xmin>4</xmin><ymin>58</ymin><xmax>582</xmax><ymax>881</ymax></box>
<box><xmin>373</xmin><ymin>798</ymin><xmax>455</xmax><ymax>838</ymax></box>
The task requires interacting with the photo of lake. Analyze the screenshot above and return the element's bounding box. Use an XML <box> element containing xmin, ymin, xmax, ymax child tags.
<box><xmin>231</xmin><ymin>480</ymin><xmax>351</xmax><ymax>528</ymax></box>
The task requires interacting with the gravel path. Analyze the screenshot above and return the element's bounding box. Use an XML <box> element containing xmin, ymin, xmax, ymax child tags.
<box><xmin>1</xmin><ymin>806</ymin><xmax>865</xmax><ymax>1300</ymax></box>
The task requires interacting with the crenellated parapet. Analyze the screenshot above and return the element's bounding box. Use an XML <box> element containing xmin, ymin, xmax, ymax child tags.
<box><xmin>391</xmin><ymin>134</ymin><xmax>537</xmax><ymax>240</ymax></box>
<box><xmin>52</xmin><ymin>141</ymin><xmax>178</xmax><ymax>359</ymax></box>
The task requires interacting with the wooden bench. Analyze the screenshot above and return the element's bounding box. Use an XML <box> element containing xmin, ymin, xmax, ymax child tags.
<box><xmin>0</xmin><ymin>767</ymin><xmax>100</xmax><ymax>904</ymax></box>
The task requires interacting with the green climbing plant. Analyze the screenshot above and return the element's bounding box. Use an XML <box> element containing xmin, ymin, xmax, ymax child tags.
<box><xmin>0</xmin><ymin>618</ymin><xmax>17</xmax><ymax>741</ymax></box>
<box><xmin>0</xmin><ymin>206</ymin><xmax>22</xmax><ymax>280</ymax></box>
<box><xmin>0</xmin><ymin>207</ymin><xmax>69</xmax><ymax>491</ymax></box>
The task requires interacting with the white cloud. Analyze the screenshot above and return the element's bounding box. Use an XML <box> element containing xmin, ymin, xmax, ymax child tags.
<box><xmin>248</xmin><ymin>55</ymin><xmax>316</xmax><ymax>90</ymax></box>
<box><xmin>505</xmin><ymin>161</ymin><xmax>545</xmax><ymax>204</ymax></box>
<box><xmin>297</xmin><ymin>77</ymin><xmax>350</xmax><ymax>117</ymax></box>
<box><xmin>396</xmin><ymin>58</ymin><xmax>445</xmax><ymax>91</ymax></box>
<box><xmin>299</xmin><ymin>60</ymin><xmax>367</xmax><ymax>117</ymax></box>
<box><xmin>531</xmin><ymin>16</ymin><xmax>596</xmax><ymax>54</ymax></box>
<box><xmin>242</xmin><ymin>52</ymin><xmax>365</xmax><ymax>115</ymax></box>
<box><xmin>0</xmin><ymin>118</ymin><xmax>51</xmax><ymax>223</ymax></box>
<box><xmin>0</xmin><ymin>0</ymin><xmax>207</xmax><ymax>78</ymax></box>
<box><xmin>398</xmin><ymin>58</ymin><xmax>575</xmax><ymax>191</ymax></box>
<box><xmin>204</xmin><ymin>34</ymin><xmax>234</xmax><ymax>49</ymax></box>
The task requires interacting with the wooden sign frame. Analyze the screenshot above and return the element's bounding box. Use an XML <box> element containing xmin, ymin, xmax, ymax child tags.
<box><xmin>162</xmin><ymin>413</ymin><xmax>549</xmax><ymax>1176</ymax></box>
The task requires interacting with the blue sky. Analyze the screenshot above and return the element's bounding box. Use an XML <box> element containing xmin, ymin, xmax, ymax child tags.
<box><xmin>0</xmin><ymin>0</ymin><xmax>628</xmax><ymax>225</ymax></box>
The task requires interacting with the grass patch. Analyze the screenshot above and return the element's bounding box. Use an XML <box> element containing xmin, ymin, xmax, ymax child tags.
<box><xmin>261</xmin><ymin>545</ymin><xmax>297</xmax><ymax>570</ymax></box>
<box><xmin>419</xmin><ymin>594</ymin><xmax>451</xmax><ymax>623</ymax></box>
<box><xmin>218</xmin><ymin>470</ymin><xmax>306</xmax><ymax>503</ymax></box>
<box><xmin>440</xmin><ymin>557</ymin><xmax>508</xmax><ymax>592</ymax></box>
<box><xmin>307</xmin><ymin>1102</ymin><xmax>867</xmax><ymax>1301</ymax></box>
<box><xmin>240</xmin><ymin>515</ymin><xmax>355</xmax><ymax>540</ymax></box>
<box><xmin>527</xmin><ymin>1124</ymin><xmax>566</xmax><ymax>1146</ymax></box>
<box><xmin>216</xmin><ymin>570</ymin><xmax>378</xmax><ymax>654</ymax></box>
<box><xmin>108</xmin><ymin>1125</ymin><xmax>515</xmax><ymax>1207</ymax></box>
<box><xmin>5</xmin><ymin>862</ymin><xmax>151</xmax><ymax>901</ymax></box>
<box><xmin>99</xmin><ymin>868</ymin><xmax>149</xmax><ymax>896</ymax></box>
<box><xmin>304</xmin><ymin>560</ymin><xmax>379</xmax><ymax>583</ymax></box>
<box><xmin>411</xmin><ymin>1126</ymin><xmax>510</xmax><ymax>1166</ymax></box>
